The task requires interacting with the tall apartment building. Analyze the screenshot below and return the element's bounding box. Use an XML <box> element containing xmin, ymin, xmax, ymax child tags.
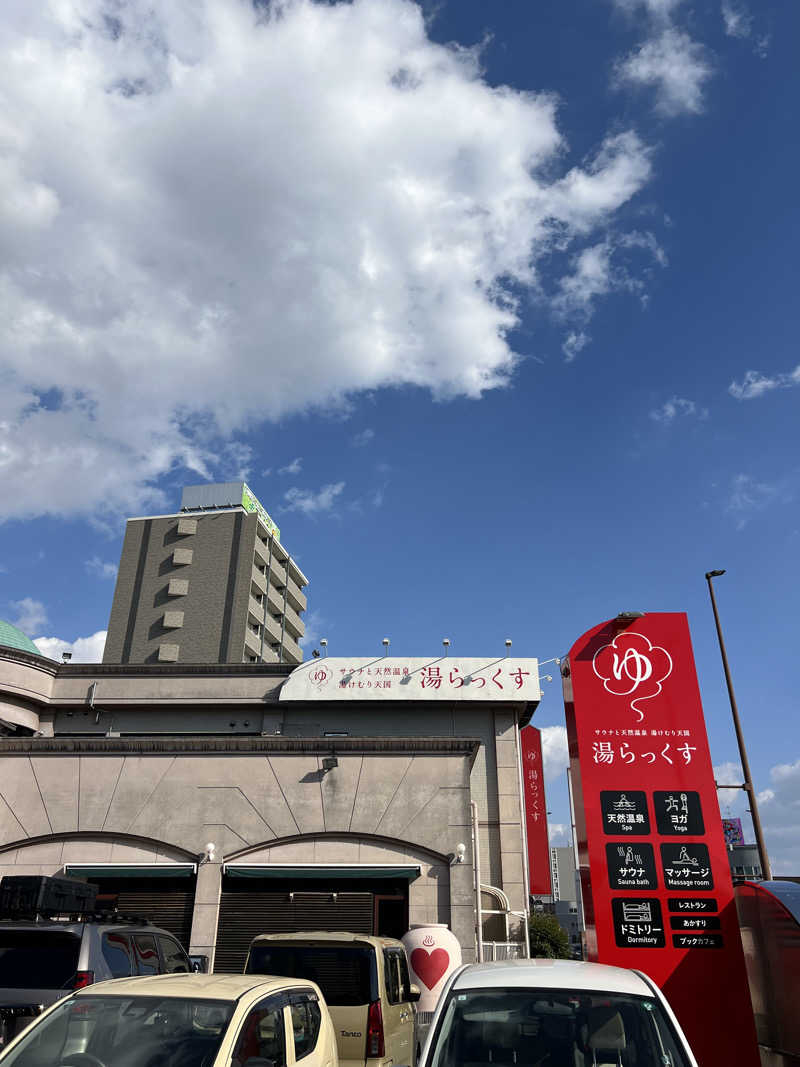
<box><xmin>103</xmin><ymin>482</ymin><xmax>307</xmax><ymax>665</ymax></box>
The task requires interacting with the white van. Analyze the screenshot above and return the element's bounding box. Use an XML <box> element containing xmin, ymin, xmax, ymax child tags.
<box><xmin>245</xmin><ymin>931</ymin><xmax>420</xmax><ymax>1067</ymax></box>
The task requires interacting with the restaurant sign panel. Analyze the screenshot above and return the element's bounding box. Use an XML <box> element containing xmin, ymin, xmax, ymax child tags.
<box><xmin>563</xmin><ymin>613</ymin><xmax>758</xmax><ymax>1067</ymax></box>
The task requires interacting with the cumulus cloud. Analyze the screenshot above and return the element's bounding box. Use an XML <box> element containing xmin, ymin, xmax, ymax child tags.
<box><xmin>729</xmin><ymin>365</ymin><xmax>800</xmax><ymax>400</ymax></box>
<box><xmin>85</xmin><ymin>557</ymin><xmax>118</xmax><ymax>580</ymax></box>
<box><xmin>615</xmin><ymin>29</ymin><xmax>713</xmax><ymax>115</ymax></box>
<box><xmin>613</xmin><ymin>0</ymin><xmax>684</xmax><ymax>18</ymax></box>
<box><xmin>649</xmin><ymin>395</ymin><xmax>708</xmax><ymax>423</ymax></box>
<box><xmin>283</xmin><ymin>481</ymin><xmax>346</xmax><ymax>515</ymax></box>
<box><xmin>721</xmin><ymin>0</ymin><xmax>752</xmax><ymax>38</ymax></box>
<box><xmin>754</xmin><ymin>757</ymin><xmax>800</xmax><ymax>875</ymax></box>
<box><xmin>33</xmin><ymin>630</ymin><xmax>107</xmax><ymax>663</ymax></box>
<box><xmin>541</xmin><ymin>725</ymin><xmax>570</xmax><ymax>781</ymax></box>
<box><xmin>555</xmin><ymin>230</ymin><xmax>663</xmax><ymax>320</ymax></box>
<box><xmin>278</xmin><ymin>458</ymin><xmax>303</xmax><ymax>476</ymax></box>
<box><xmin>9</xmin><ymin>597</ymin><xmax>48</xmax><ymax>636</ymax></box>
<box><xmin>0</xmin><ymin>0</ymin><xmax>656</xmax><ymax>521</ymax></box>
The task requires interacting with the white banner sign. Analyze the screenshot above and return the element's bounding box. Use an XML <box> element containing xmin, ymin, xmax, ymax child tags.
<box><xmin>279</xmin><ymin>656</ymin><xmax>541</xmax><ymax>702</ymax></box>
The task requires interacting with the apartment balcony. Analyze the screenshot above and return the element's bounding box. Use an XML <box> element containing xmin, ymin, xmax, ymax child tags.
<box><xmin>283</xmin><ymin>602</ymin><xmax>305</xmax><ymax>640</ymax></box>
<box><xmin>285</xmin><ymin>580</ymin><xmax>307</xmax><ymax>614</ymax></box>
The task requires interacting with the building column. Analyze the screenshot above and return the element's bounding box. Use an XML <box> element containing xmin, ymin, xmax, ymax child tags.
<box><xmin>494</xmin><ymin>708</ymin><xmax>526</xmax><ymax>940</ymax></box>
<box><xmin>449</xmin><ymin>856</ymin><xmax>477</xmax><ymax>963</ymax></box>
<box><xmin>188</xmin><ymin>860</ymin><xmax>222</xmax><ymax>970</ymax></box>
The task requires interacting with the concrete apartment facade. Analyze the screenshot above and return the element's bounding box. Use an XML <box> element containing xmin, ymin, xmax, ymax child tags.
<box><xmin>103</xmin><ymin>483</ymin><xmax>307</xmax><ymax>666</ymax></box>
<box><xmin>0</xmin><ymin>638</ymin><xmax>540</xmax><ymax>969</ymax></box>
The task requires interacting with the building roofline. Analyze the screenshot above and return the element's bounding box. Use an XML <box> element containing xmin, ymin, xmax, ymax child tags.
<box><xmin>123</xmin><ymin>508</ymin><xmax>309</xmax><ymax>585</ymax></box>
<box><xmin>0</xmin><ymin>735</ymin><xmax>481</xmax><ymax>763</ymax></box>
<box><xmin>58</xmin><ymin>661</ymin><xmax>295</xmax><ymax>677</ymax></box>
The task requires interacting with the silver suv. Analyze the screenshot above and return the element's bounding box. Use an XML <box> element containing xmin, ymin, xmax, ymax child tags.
<box><xmin>0</xmin><ymin>917</ymin><xmax>192</xmax><ymax>1045</ymax></box>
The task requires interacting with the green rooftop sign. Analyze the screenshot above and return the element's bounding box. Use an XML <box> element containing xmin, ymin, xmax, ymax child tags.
<box><xmin>241</xmin><ymin>483</ymin><xmax>280</xmax><ymax>541</ymax></box>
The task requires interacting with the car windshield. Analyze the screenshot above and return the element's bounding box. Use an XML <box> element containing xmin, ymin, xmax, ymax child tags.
<box><xmin>0</xmin><ymin>995</ymin><xmax>235</xmax><ymax>1067</ymax></box>
<box><xmin>427</xmin><ymin>987</ymin><xmax>692</xmax><ymax>1067</ymax></box>
<box><xmin>0</xmin><ymin>931</ymin><xmax>81</xmax><ymax>990</ymax></box>
<box><xmin>246</xmin><ymin>943</ymin><xmax>377</xmax><ymax>1006</ymax></box>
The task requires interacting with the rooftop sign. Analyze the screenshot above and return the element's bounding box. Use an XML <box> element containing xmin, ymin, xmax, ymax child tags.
<box><xmin>280</xmin><ymin>656</ymin><xmax>541</xmax><ymax>702</ymax></box>
<box><xmin>181</xmin><ymin>481</ymin><xmax>280</xmax><ymax>541</ymax></box>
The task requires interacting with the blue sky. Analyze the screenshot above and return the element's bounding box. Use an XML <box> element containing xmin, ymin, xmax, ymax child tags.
<box><xmin>1</xmin><ymin>0</ymin><xmax>797</xmax><ymax>870</ymax></box>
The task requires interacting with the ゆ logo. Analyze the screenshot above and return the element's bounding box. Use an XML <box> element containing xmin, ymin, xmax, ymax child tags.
<box><xmin>592</xmin><ymin>632</ymin><xmax>672</xmax><ymax>721</ymax></box>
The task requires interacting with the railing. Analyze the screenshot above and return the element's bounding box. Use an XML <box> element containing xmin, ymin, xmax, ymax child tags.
<box><xmin>483</xmin><ymin>941</ymin><xmax>526</xmax><ymax>961</ymax></box>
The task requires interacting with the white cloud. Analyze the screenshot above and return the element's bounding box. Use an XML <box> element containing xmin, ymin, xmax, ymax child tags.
<box><xmin>547</xmin><ymin>822</ymin><xmax>571</xmax><ymax>846</ymax></box>
<box><xmin>729</xmin><ymin>365</ymin><xmax>800</xmax><ymax>400</ymax></box>
<box><xmin>562</xmin><ymin>331</ymin><xmax>590</xmax><ymax>362</ymax></box>
<box><xmin>352</xmin><ymin>429</ymin><xmax>375</xmax><ymax>448</ymax></box>
<box><xmin>85</xmin><ymin>557</ymin><xmax>118</xmax><ymax>580</ymax></box>
<box><xmin>649</xmin><ymin>395</ymin><xmax>708</xmax><ymax>423</ymax></box>
<box><xmin>0</xmin><ymin>0</ymin><xmax>657</xmax><ymax>521</ymax></box>
<box><xmin>298</xmin><ymin>610</ymin><xmax>327</xmax><ymax>650</ymax></box>
<box><xmin>9</xmin><ymin>597</ymin><xmax>48</xmax><ymax>636</ymax></box>
<box><xmin>278</xmin><ymin>458</ymin><xmax>303</xmax><ymax>476</ymax></box>
<box><xmin>555</xmin><ymin>230</ymin><xmax>664</xmax><ymax>320</ymax></box>
<box><xmin>726</xmin><ymin>473</ymin><xmax>784</xmax><ymax>528</ymax></box>
<box><xmin>721</xmin><ymin>0</ymin><xmax>752</xmax><ymax>38</ymax></box>
<box><xmin>615</xmin><ymin>29</ymin><xmax>713</xmax><ymax>115</ymax></box>
<box><xmin>754</xmin><ymin>758</ymin><xmax>800</xmax><ymax>875</ymax></box>
<box><xmin>283</xmin><ymin>481</ymin><xmax>346</xmax><ymax>515</ymax></box>
<box><xmin>613</xmin><ymin>0</ymin><xmax>684</xmax><ymax>18</ymax></box>
<box><xmin>33</xmin><ymin>630</ymin><xmax>107</xmax><ymax>663</ymax></box>
<box><xmin>541</xmin><ymin>725</ymin><xmax>570</xmax><ymax>781</ymax></box>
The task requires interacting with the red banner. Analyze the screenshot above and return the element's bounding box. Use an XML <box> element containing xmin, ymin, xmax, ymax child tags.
<box><xmin>521</xmin><ymin>726</ymin><xmax>552</xmax><ymax>896</ymax></box>
<box><xmin>563</xmin><ymin>613</ymin><xmax>758</xmax><ymax>1067</ymax></box>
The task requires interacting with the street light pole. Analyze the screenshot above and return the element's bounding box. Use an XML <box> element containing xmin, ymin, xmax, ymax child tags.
<box><xmin>705</xmin><ymin>570</ymin><xmax>772</xmax><ymax>881</ymax></box>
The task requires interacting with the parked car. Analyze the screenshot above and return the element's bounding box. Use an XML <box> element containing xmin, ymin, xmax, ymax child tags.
<box><xmin>244</xmin><ymin>931</ymin><xmax>420</xmax><ymax>1067</ymax></box>
<box><xmin>0</xmin><ymin>972</ymin><xmax>337</xmax><ymax>1067</ymax></box>
<box><xmin>419</xmin><ymin>959</ymin><xmax>698</xmax><ymax>1067</ymax></box>
<box><xmin>0</xmin><ymin>915</ymin><xmax>192</xmax><ymax>1045</ymax></box>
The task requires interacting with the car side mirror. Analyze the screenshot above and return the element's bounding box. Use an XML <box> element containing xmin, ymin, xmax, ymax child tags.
<box><xmin>408</xmin><ymin>984</ymin><xmax>422</xmax><ymax>1003</ymax></box>
<box><xmin>189</xmin><ymin>955</ymin><xmax>209</xmax><ymax>973</ymax></box>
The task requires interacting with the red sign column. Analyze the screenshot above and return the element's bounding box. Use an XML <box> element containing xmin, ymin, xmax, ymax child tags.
<box><xmin>563</xmin><ymin>613</ymin><xmax>759</xmax><ymax>1067</ymax></box>
<box><xmin>521</xmin><ymin>726</ymin><xmax>552</xmax><ymax>896</ymax></box>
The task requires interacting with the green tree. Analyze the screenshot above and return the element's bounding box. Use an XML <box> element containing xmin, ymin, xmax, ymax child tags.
<box><xmin>527</xmin><ymin>912</ymin><xmax>572</xmax><ymax>959</ymax></box>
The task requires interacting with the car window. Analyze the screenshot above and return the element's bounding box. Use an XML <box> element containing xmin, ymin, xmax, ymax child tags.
<box><xmin>102</xmin><ymin>932</ymin><xmax>134</xmax><ymax>978</ymax></box>
<box><xmin>428</xmin><ymin>987</ymin><xmax>693</xmax><ymax>1067</ymax></box>
<box><xmin>247</xmin><ymin>944</ymin><xmax>378</xmax><ymax>1006</ymax></box>
<box><xmin>132</xmin><ymin>934</ymin><xmax>160</xmax><ymax>976</ymax></box>
<box><xmin>232</xmin><ymin>997</ymin><xmax>286</xmax><ymax>1067</ymax></box>
<box><xmin>383</xmin><ymin>950</ymin><xmax>400</xmax><ymax>1005</ymax></box>
<box><xmin>0</xmin><ymin>929</ymin><xmax>81</xmax><ymax>989</ymax></box>
<box><xmin>290</xmin><ymin>996</ymin><xmax>321</xmax><ymax>1060</ymax></box>
<box><xmin>157</xmin><ymin>934</ymin><xmax>191</xmax><ymax>973</ymax></box>
<box><xmin>397</xmin><ymin>950</ymin><xmax>411</xmax><ymax>1003</ymax></box>
<box><xmin>0</xmin><ymin>995</ymin><xmax>234</xmax><ymax>1067</ymax></box>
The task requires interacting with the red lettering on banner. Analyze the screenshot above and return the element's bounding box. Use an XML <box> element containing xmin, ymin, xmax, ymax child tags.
<box><xmin>563</xmin><ymin>614</ymin><xmax>759</xmax><ymax>1067</ymax></box>
<box><xmin>521</xmin><ymin>726</ymin><xmax>552</xmax><ymax>896</ymax></box>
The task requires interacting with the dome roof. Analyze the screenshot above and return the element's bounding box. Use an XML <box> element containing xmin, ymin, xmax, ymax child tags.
<box><xmin>0</xmin><ymin>620</ymin><xmax>44</xmax><ymax>656</ymax></box>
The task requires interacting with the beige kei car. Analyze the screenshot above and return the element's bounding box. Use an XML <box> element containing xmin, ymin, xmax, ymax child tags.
<box><xmin>0</xmin><ymin>972</ymin><xmax>338</xmax><ymax>1067</ymax></box>
<box><xmin>245</xmin><ymin>932</ymin><xmax>420</xmax><ymax>1067</ymax></box>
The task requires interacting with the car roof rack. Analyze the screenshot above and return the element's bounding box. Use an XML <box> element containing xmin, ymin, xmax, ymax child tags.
<box><xmin>0</xmin><ymin>910</ymin><xmax>154</xmax><ymax>926</ymax></box>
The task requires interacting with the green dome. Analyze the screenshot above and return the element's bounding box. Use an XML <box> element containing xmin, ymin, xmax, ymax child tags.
<box><xmin>0</xmin><ymin>619</ymin><xmax>44</xmax><ymax>656</ymax></box>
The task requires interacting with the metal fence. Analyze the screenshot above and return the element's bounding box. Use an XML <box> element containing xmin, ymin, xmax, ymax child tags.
<box><xmin>482</xmin><ymin>941</ymin><xmax>526</xmax><ymax>961</ymax></box>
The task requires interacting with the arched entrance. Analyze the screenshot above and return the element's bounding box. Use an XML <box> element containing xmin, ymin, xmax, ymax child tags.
<box><xmin>213</xmin><ymin>832</ymin><xmax>450</xmax><ymax>970</ymax></box>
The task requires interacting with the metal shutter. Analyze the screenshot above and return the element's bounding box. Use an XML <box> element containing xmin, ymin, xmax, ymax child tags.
<box><xmin>113</xmin><ymin>890</ymin><xmax>195</xmax><ymax>951</ymax></box>
<box><xmin>215</xmin><ymin>891</ymin><xmax>374</xmax><ymax>972</ymax></box>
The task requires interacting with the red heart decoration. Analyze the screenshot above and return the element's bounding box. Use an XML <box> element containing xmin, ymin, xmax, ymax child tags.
<box><xmin>410</xmin><ymin>947</ymin><xmax>450</xmax><ymax>990</ymax></box>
